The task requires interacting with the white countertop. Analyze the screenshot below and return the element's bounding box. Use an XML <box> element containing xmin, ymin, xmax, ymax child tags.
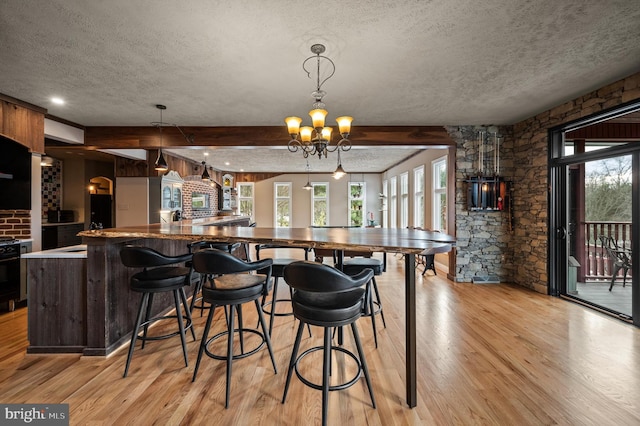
<box><xmin>22</xmin><ymin>244</ymin><xmax>87</xmax><ymax>259</ymax></box>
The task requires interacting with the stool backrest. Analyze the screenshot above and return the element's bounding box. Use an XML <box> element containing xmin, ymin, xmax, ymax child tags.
<box><xmin>192</xmin><ymin>248</ymin><xmax>272</xmax><ymax>276</ymax></box>
<box><xmin>120</xmin><ymin>245</ymin><xmax>191</xmax><ymax>268</ymax></box>
<box><xmin>188</xmin><ymin>240</ymin><xmax>238</xmax><ymax>254</ymax></box>
<box><xmin>255</xmin><ymin>244</ymin><xmax>310</xmax><ymax>260</ymax></box>
<box><xmin>284</xmin><ymin>260</ymin><xmax>372</xmax><ymax>293</ymax></box>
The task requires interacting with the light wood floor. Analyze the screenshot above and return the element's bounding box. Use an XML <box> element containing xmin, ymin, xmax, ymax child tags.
<box><xmin>1</xmin><ymin>255</ymin><xmax>639</xmax><ymax>425</ymax></box>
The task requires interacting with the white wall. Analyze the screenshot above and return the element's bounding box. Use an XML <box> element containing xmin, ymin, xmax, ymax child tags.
<box><xmin>115</xmin><ymin>177</ymin><xmax>150</xmax><ymax>227</ymax></box>
<box><xmin>254</xmin><ymin>173</ymin><xmax>381</xmax><ymax>228</ymax></box>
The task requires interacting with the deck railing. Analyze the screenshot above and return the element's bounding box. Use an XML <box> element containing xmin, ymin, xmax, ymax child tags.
<box><xmin>582</xmin><ymin>221</ymin><xmax>632</xmax><ymax>281</ymax></box>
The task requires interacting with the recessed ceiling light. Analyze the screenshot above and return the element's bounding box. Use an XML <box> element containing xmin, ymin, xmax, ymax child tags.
<box><xmin>204</xmin><ymin>152</ymin><xmax>209</xmax><ymax>156</ymax></box>
<box><xmin>51</xmin><ymin>97</ymin><xmax>65</xmax><ymax>105</ymax></box>
<box><xmin>225</xmin><ymin>162</ymin><xmax>230</xmax><ymax>166</ymax></box>
<box><xmin>240</xmin><ymin>169</ymin><xmax>244</xmax><ymax>172</ymax></box>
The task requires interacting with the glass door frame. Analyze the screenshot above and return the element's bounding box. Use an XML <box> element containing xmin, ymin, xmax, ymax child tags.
<box><xmin>548</xmin><ymin>100</ymin><xmax>640</xmax><ymax>326</ymax></box>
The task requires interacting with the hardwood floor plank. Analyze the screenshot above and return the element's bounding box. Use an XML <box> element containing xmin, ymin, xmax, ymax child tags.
<box><xmin>0</xmin><ymin>255</ymin><xmax>639</xmax><ymax>425</ymax></box>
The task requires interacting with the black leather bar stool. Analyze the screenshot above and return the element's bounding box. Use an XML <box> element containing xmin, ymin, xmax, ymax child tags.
<box><xmin>255</xmin><ymin>244</ymin><xmax>311</xmax><ymax>336</ymax></box>
<box><xmin>341</xmin><ymin>253</ymin><xmax>387</xmax><ymax>348</ymax></box>
<box><xmin>119</xmin><ymin>245</ymin><xmax>195</xmax><ymax>378</ymax></box>
<box><xmin>191</xmin><ymin>249</ymin><xmax>277</xmax><ymax>408</ymax></box>
<box><xmin>282</xmin><ymin>261</ymin><xmax>376</xmax><ymax>426</ymax></box>
<box><xmin>187</xmin><ymin>240</ymin><xmax>240</xmax><ymax>316</ymax></box>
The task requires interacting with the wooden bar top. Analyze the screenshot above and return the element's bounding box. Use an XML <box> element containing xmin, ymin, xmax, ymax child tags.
<box><xmin>79</xmin><ymin>224</ymin><xmax>455</xmax><ymax>255</ymax></box>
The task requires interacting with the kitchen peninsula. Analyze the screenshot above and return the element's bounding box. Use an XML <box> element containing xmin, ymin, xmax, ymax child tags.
<box><xmin>25</xmin><ymin>215</ymin><xmax>251</xmax><ymax>356</ymax></box>
<box><xmin>77</xmin><ymin>221</ymin><xmax>454</xmax><ymax>408</ymax></box>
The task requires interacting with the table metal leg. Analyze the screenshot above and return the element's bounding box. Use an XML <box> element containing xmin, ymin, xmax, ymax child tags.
<box><xmin>405</xmin><ymin>253</ymin><xmax>417</xmax><ymax>408</ymax></box>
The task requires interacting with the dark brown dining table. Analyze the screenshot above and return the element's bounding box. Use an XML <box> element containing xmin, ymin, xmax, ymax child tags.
<box><xmin>80</xmin><ymin>223</ymin><xmax>455</xmax><ymax>408</ymax></box>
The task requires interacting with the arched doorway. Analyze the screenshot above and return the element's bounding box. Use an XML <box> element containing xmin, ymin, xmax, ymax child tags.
<box><xmin>89</xmin><ymin>176</ymin><xmax>113</xmax><ymax>228</ymax></box>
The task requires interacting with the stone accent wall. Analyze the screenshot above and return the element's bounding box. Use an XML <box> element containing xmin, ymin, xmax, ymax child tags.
<box><xmin>449</xmin><ymin>72</ymin><xmax>640</xmax><ymax>290</ymax></box>
<box><xmin>181</xmin><ymin>176</ymin><xmax>220</xmax><ymax>219</ymax></box>
<box><xmin>449</xmin><ymin>126</ymin><xmax>515</xmax><ymax>283</ymax></box>
<box><xmin>0</xmin><ymin>210</ymin><xmax>31</xmax><ymax>238</ymax></box>
<box><xmin>510</xmin><ymin>72</ymin><xmax>640</xmax><ymax>293</ymax></box>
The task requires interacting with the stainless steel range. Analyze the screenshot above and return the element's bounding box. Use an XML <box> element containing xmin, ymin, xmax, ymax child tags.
<box><xmin>0</xmin><ymin>237</ymin><xmax>21</xmax><ymax>311</ymax></box>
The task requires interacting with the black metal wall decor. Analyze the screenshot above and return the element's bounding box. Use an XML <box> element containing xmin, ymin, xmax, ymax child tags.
<box><xmin>466</xmin><ymin>126</ymin><xmax>514</xmax><ymax>230</ymax></box>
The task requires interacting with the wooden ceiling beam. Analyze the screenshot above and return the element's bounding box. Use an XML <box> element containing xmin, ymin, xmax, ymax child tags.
<box><xmin>84</xmin><ymin>126</ymin><xmax>453</xmax><ymax>149</ymax></box>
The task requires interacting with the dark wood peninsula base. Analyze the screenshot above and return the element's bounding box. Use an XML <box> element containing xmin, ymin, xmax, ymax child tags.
<box><xmin>26</xmin><ymin>216</ymin><xmax>250</xmax><ymax>356</ymax></box>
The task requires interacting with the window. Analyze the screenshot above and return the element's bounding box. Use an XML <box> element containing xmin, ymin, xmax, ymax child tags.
<box><xmin>237</xmin><ymin>182</ymin><xmax>254</xmax><ymax>219</ymax></box>
<box><xmin>382</xmin><ymin>180</ymin><xmax>388</xmax><ymax>228</ymax></box>
<box><xmin>311</xmin><ymin>182</ymin><xmax>329</xmax><ymax>226</ymax></box>
<box><xmin>349</xmin><ymin>181</ymin><xmax>365</xmax><ymax>226</ymax></box>
<box><xmin>274</xmin><ymin>182</ymin><xmax>291</xmax><ymax>227</ymax></box>
<box><xmin>413</xmin><ymin>166</ymin><xmax>424</xmax><ymax>228</ymax></box>
<box><xmin>389</xmin><ymin>176</ymin><xmax>397</xmax><ymax>228</ymax></box>
<box><xmin>399</xmin><ymin>172</ymin><xmax>409</xmax><ymax>228</ymax></box>
<box><xmin>432</xmin><ymin>156</ymin><xmax>447</xmax><ymax>232</ymax></box>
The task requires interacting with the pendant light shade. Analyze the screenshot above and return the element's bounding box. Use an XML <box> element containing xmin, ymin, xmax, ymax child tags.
<box><xmin>201</xmin><ymin>161</ymin><xmax>211</xmax><ymax>181</ymax></box>
<box><xmin>155</xmin><ymin>150</ymin><xmax>168</xmax><ymax>171</ymax></box>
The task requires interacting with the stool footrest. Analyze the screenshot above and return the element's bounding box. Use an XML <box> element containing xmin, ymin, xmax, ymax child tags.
<box><xmin>204</xmin><ymin>328</ymin><xmax>266</xmax><ymax>360</ymax></box>
<box><xmin>294</xmin><ymin>345</ymin><xmax>362</xmax><ymax>392</ymax></box>
<box><xmin>137</xmin><ymin>315</ymin><xmax>193</xmax><ymax>341</ymax></box>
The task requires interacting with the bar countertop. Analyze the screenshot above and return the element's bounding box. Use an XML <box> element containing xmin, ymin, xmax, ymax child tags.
<box><xmin>79</xmin><ymin>222</ymin><xmax>455</xmax><ymax>255</ymax></box>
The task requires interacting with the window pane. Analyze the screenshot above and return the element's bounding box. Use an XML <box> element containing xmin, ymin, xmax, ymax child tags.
<box><xmin>276</xmin><ymin>185</ymin><xmax>290</xmax><ymax>197</ymax></box>
<box><xmin>239</xmin><ymin>185</ymin><xmax>253</xmax><ymax>197</ymax></box>
<box><xmin>313</xmin><ymin>200</ymin><xmax>327</xmax><ymax>226</ymax></box>
<box><xmin>313</xmin><ymin>185</ymin><xmax>327</xmax><ymax>197</ymax></box>
<box><xmin>438</xmin><ymin>193</ymin><xmax>447</xmax><ymax>232</ymax></box>
<box><xmin>239</xmin><ymin>200</ymin><xmax>253</xmax><ymax>216</ymax></box>
<box><xmin>276</xmin><ymin>200</ymin><xmax>290</xmax><ymax>227</ymax></box>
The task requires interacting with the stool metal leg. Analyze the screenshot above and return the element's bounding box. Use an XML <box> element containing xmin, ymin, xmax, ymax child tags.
<box><xmin>322</xmin><ymin>326</ymin><xmax>332</xmax><ymax>426</ymax></box>
<box><xmin>282</xmin><ymin>321</ymin><xmax>305</xmax><ymax>403</ymax></box>
<box><xmin>179</xmin><ymin>286</ymin><xmax>197</xmax><ymax>341</ymax></box>
<box><xmin>225</xmin><ymin>304</ymin><xmax>236</xmax><ymax>408</ymax></box>
<box><xmin>367</xmin><ymin>281</ymin><xmax>378</xmax><ymax>348</ymax></box>
<box><xmin>124</xmin><ymin>292</ymin><xmax>149</xmax><ymax>378</ymax></box>
<box><xmin>141</xmin><ymin>293</ymin><xmax>154</xmax><ymax>349</ymax></box>
<box><xmin>255</xmin><ymin>299</ymin><xmax>278</xmax><ymax>373</ymax></box>
<box><xmin>351</xmin><ymin>322</ymin><xmax>376</xmax><ymax>408</ymax></box>
<box><xmin>371</xmin><ymin>277</ymin><xmax>386</xmax><ymax>328</ymax></box>
<box><xmin>173</xmin><ymin>289</ymin><xmax>189</xmax><ymax>368</ymax></box>
<box><xmin>192</xmin><ymin>304</ymin><xmax>216</xmax><ymax>382</ymax></box>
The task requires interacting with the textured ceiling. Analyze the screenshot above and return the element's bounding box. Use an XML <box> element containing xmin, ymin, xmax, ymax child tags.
<box><xmin>1</xmin><ymin>0</ymin><xmax>639</xmax><ymax>172</ymax></box>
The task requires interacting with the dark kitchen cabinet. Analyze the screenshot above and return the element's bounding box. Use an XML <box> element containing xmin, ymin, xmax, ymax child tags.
<box><xmin>42</xmin><ymin>223</ymin><xmax>84</xmax><ymax>249</ymax></box>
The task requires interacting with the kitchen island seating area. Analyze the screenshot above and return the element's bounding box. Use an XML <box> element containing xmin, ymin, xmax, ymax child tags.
<box><xmin>78</xmin><ymin>224</ymin><xmax>455</xmax><ymax>408</ymax></box>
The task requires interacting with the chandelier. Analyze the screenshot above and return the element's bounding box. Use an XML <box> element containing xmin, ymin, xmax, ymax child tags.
<box><xmin>285</xmin><ymin>44</ymin><xmax>353</xmax><ymax>160</ymax></box>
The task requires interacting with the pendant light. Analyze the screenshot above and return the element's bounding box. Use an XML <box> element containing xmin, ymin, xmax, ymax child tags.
<box><xmin>154</xmin><ymin>105</ymin><xmax>168</xmax><ymax>171</ymax></box>
<box><xmin>201</xmin><ymin>161</ymin><xmax>211</xmax><ymax>181</ymax></box>
<box><xmin>333</xmin><ymin>149</ymin><xmax>346</xmax><ymax>180</ymax></box>
<box><xmin>303</xmin><ymin>161</ymin><xmax>312</xmax><ymax>190</ymax></box>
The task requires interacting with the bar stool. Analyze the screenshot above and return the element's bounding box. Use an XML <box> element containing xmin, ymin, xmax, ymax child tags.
<box><xmin>282</xmin><ymin>261</ymin><xmax>376</xmax><ymax>426</ymax></box>
<box><xmin>255</xmin><ymin>243</ymin><xmax>311</xmax><ymax>336</ymax></box>
<box><xmin>341</xmin><ymin>254</ymin><xmax>387</xmax><ymax>348</ymax></box>
<box><xmin>119</xmin><ymin>245</ymin><xmax>195</xmax><ymax>378</ymax></box>
<box><xmin>187</xmin><ymin>240</ymin><xmax>240</xmax><ymax>316</ymax></box>
<box><xmin>191</xmin><ymin>249</ymin><xmax>277</xmax><ymax>408</ymax></box>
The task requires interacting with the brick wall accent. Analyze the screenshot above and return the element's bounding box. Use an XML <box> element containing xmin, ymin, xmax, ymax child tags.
<box><xmin>181</xmin><ymin>177</ymin><xmax>220</xmax><ymax>219</ymax></box>
<box><xmin>0</xmin><ymin>210</ymin><xmax>31</xmax><ymax>238</ymax></box>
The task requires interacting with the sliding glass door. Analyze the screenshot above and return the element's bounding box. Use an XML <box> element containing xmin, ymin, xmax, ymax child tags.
<box><xmin>549</xmin><ymin>103</ymin><xmax>640</xmax><ymax>325</ymax></box>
